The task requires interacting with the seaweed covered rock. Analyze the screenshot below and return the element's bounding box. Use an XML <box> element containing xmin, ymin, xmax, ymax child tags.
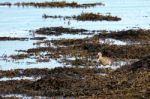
<box><xmin>115</xmin><ymin>55</ymin><xmax>150</xmax><ymax>73</ymax></box>
<box><xmin>76</xmin><ymin>13</ymin><xmax>121</xmax><ymax>21</ymax></box>
<box><xmin>35</xmin><ymin>27</ymin><xmax>87</xmax><ymax>35</ymax></box>
<box><xmin>96</xmin><ymin>29</ymin><xmax>150</xmax><ymax>41</ymax></box>
<box><xmin>43</xmin><ymin>13</ymin><xmax>121</xmax><ymax>21</ymax></box>
<box><xmin>23</xmin><ymin>67</ymin><xmax>107</xmax><ymax>96</ymax></box>
<box><xmin>131</xmin><ymin>55</ymin><xmax>150</xmax><ymax>71</ymax></box>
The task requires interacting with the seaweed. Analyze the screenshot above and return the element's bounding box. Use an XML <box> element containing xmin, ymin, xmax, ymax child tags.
<box><xmin>0</xmin><ymin>2</ymin><xmax>104</xmax><ymax>8</ymax></box>
<box><xmin>34</xmin><ymin>26</ymin><xmax>88</xmax><ymax>36</ymax></box>
<box><xmin>43</xmin><ymin>13</ymin><xmax>121</xmax><ymax>21</ymax></box>
<box><xmin>95</xmin><ymin>29</ymin><xmax>150</xmax><ymax>42</ymax></box>
<box><xmin>0</xmin><ymin>56</ymin><xmax>149</xmax><ymax>98</ymax></box>
<box><xmin>0</xmin><ymin>37</ymin><xmax>28</xmax><ymax>41</ymax></box>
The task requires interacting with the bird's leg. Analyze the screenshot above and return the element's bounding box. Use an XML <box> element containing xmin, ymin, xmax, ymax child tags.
<box><xmin>95</xmin><ymin>61</ymin><xmax>99</xmax><ymax>68</ymax></box>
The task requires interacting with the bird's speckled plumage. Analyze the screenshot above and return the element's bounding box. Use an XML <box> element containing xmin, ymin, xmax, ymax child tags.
<box><xmin>98</xmin><ymin>52</ymin><xmax>111</xmax><ymax>66</ymax></box>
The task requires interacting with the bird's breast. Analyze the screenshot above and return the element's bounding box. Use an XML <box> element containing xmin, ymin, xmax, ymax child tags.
<box><xmin>99</xmin><ymin>57</ymin><xmax>111</xmax><ymax>66</ymax></box>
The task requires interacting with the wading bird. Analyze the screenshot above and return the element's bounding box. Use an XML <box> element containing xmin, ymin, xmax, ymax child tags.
<box><xmin>97</xmin><ymin>52</ymin><xmax>111</xmax><ymax>66</ymax></box>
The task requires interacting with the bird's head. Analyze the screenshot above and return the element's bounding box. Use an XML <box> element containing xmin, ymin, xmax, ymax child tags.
<box><xmin>97</xmin><ymin>52</ymin><xmax>102</xmax><ymax>58</ymax></box>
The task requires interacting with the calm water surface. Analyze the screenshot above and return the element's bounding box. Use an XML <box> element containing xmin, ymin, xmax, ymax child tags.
<box><xmin>0</xmin><ymin>0</ymin><xmax>150</xmax><ymax>70</ymax></box>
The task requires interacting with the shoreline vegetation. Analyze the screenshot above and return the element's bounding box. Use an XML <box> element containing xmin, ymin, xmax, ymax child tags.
<box><xmin>0</xmin><ymin>37</ymin><xmax>28</xmax><ymax>41</ymax></box>
<box><xmin>0</xmin><ymin>1</ymin><xmax>104</xmax><ymax>8</ymax></box>
<box><xmin>0</xmin><ymin>55</ymin><xmax>150</xmax><ymax>98</ymax></box>
<box><xmin>95</xmin><ymin>29</ymin><xmax>150</xmax><ymax>41</ymax></box>
<box><xmin>6</xmin><ymin>28</ymin><xmax>150</xmax><ymax>67</ymax></box>
<box><xmin>34</xmin><ymin>26</ymin><xmax>88</xmax><ymax>36</ymax></box>
<box><xmin>0</xmin><ymin>27</ymin><xmax>150</xmax><ymax>98</ymax></box>
<box><xmin>0</xmin><ymin>0</ymin><xmax>150</xmax><ymax>98</ymax></box>
<box><xmin>0</xmin><ymin>37</ymin><xmax>46</xmax><ymax>41</ymax></box>
<box><xmin>42</xmin><ymin>13</ymin><xmax>121</xmax><ymax>21</ymax></box>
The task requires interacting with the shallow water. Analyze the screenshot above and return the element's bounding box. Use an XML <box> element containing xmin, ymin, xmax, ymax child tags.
<box><xmin>99</xmin><ymin>38</ymin><xmax>127</xmax><ymax>45</ymax></box>
<box><xmin>1</xmin><ymin>0</ymin><xmax>150</xmax><ymax>33</ymax></box>
<box><xmin>0</xmin><ymin>76</ymin><xmax>40</xmax><ymax>81</ymax></box>
<box><xmin>0</xmin><ymin>0</ymin><xmax>150</xmax><ymax>70</ymax></box>
<box><xmin>1</xmin><ymin>94</ymin><xmax>49</xmax><ymax>99</ymax></box>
